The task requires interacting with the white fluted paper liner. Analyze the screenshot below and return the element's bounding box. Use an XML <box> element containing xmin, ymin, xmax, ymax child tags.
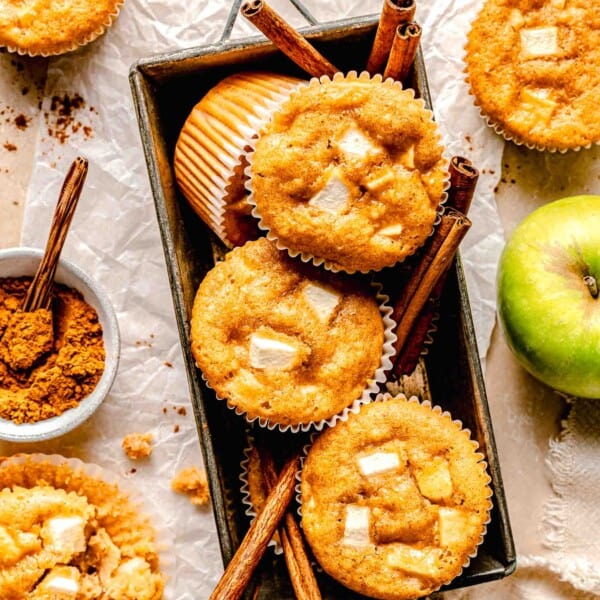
<box><xmin>0</xmin><ymin>453</ymin><xmax>174</xmax><ymax>597</ymax></box>
<box><xmin>244</xmin><ymin>70</ymin><xmax>450</xmax><ymax>274</ymax></box>
<box><xmin>0</xmin><ymin>1</ymin><xmax>124</xmax><ymax>57</ymax></box>
<box><xmin>198</xmin><ymin>280</ymin><xmax>396</xmax><ymax>434</ymax></box>
<box><xmin>239</xmin><ymin>435</ymin><xmax>283</xmax><ymax>555</ymax></box>
<box><xmin>174</xmin><ymin>72</ymin><xmax>306</xmax><ymax>247</ymax></box>
<box><xmin>295</xmin><ymin>393</ymin><xmax>493</xmax><ymax>595</ymax></box>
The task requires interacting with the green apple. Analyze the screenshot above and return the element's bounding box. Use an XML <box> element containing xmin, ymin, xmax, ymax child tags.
<box><xmin>497</xmin><ymin>194</ymin><xmax>600</xmax><ymax>399</ymax></box>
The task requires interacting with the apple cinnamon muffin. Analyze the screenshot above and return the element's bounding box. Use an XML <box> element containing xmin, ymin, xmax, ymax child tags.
<box><xmin>300</xmin><ymin>395</ymin><xmax>492</xmax><ymax>600</ymax></box>
<box><xmin>0</xmin><ymin>455</ymin><xmax>164</xmax><ymax>600</ymax></box>
<box><xmin>247</xmin><ymin>71</ymin><xmax>448</xmax><ymax>273</ymax></box>
<box><xmin>0</xmin><ymin>0</ymin><xmax>124</xmax><ymax>56</ymax></box>
<box><xmin>465</xmin><ymin>0</ymin><xmax>600</xmax><ymax>151</ymax></box>
<box><xmin>190</xmin><ymin>238</ymin><xmax>393</xmax><ymax>431</ymax></box>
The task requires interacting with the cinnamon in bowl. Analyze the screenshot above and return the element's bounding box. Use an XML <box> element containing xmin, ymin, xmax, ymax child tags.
<box><xmin>0</xmin><ymin>248</ymin><xmax>120</xmax><ymax>442</ymax></box>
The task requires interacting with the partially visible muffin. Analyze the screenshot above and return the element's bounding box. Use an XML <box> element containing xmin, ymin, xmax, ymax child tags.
<box><xmin>248</xmin><ymin>71</ymin><xmax>447</xmax><ymax>273</ymax></box>
<box><xmin>0</xmin><ymin>0</ymin><xmax>124</xmax><ymax>56</ymax></box>
<box><xmin>190</xmin><ymin>238</ymin><xmax>391</xmax><ymax>430</ymax></box>
<box><xmin>174</xmin><ymin>71</ymin><xmax>304</xmax><ymax>247</ymax></box>
<box><xmin>300</xmin><ymin>395</ymin><xmax>492</xmax><ymax>600</ymax></box>
<box><xmin>465</xmin><ymin>0</ymin><xmax>600</xmax><ymax>151</ymax></box>
<box><xmin>0</xmin><ymin>455</ymin><xmax>164</xmax><ymax>599</ymax></box>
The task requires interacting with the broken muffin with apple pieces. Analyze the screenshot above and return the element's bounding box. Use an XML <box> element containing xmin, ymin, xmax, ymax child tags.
<box><xmin>246</xmin><ymin>70</ymin><xmax>448</xmax><ymax>273</ymax></box>
<box><xmin>300</xmin><ymin>394</ymin><xmax>492</xmax><ymax>600</ymax></box>
<box><xmin>189</xmin><ymin>237</ymin><xmax>395</xmax><ymax>432</ymax></box>
<box><xmin>0</xmin><ymin>454</ymin><xmax>164</xmax><ymax>600</ymax></box>
<box><xmin>465</xmin><ymin>0</ymin><xmax>600</xmax><ymax>152</ymax></box>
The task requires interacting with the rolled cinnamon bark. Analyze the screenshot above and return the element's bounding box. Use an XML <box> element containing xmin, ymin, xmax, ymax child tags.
<box><xmin>391</xmin><ymin>208</ymin><xmax>472</xmax><ymax>367</ymax></box>
<box><xmin>447</xmin><ymin>155</ymin><xmax>479</xmax><ymax>215</ymax></box>
<box><xmin>241</xmin><ymin>0</ymin><xmax>338</xmax><ymax>78</ymax></box>
<box><xmin>366</xmin><ymin>0</ymin><xmax>416</xmax><ymax>75</ymax></box>
<box><xmin>209</xmin><ymin>452</ymin><xmax>300</xmax><ymax>600</ymax></box>
<box><xmin>383</xmin><ymin>21</ymin><xmax>422</xmax><ymax>81</ymax></box>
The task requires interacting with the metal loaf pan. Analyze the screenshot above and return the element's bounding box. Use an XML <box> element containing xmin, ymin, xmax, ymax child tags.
<box><xmin>130</xmin><ymin>12</ymin><xmax>516</xmax><ymax>599</ymax></box>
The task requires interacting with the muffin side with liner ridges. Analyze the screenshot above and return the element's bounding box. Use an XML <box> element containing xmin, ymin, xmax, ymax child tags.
<box><xmin>300</xmin><ymin>394</ymin><xmax>492</xmax><ymax>600</ymax></box>
<box><xmin>0</xmin><ymin>0</ymin><xmax>125</xmax><ymax>56</ymax></box>
<box><xmin>0</xmin><ymin>454</ymin><xmax>165</xmax><ymax>599</ymax></box>
<box><xmin>174</xmin><ymin>71</ymin><xmax>305</xmax><ymax>248</ymax></box>
<box><xmin>246</xmin><ymin>71</ymin><xmax>449</xmax><ymax>273</ymax></box>
<box><xmin>464</xmin><ymin>0</ymin><xmax>600</xmax><ymax>152</ymax></box>
<box><xmin>189</xmin><ymin>237</ymin><xmax>395</xmax><ymax>432</ymax></box>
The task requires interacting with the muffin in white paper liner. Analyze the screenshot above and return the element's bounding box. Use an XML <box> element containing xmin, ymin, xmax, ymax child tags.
<box><xmin>174</xmin><ymin>71</ymin><xmax>306</xmax><ymax>248</ymax></box>
<box><xmin>0</xmin><ymin>0</ymin><xmax>125</xmax><ymax>57</ymax></box>
<box><xmin>0</xmin><ymin>453</ymin><xmax>172</xmax><ymax>599</ymax></box>
<box><xmin>463</xmin><ymin>0</ymin><xmax>600</xmax><ymax>153</ymax></box>
<box><xmin>239</xmin><ymin>436</ymin><xmax>284</xmax><ymax>556</ymax></box>
<box><xmin>296</xmin><ymin>393</ymin><xmax>493</xmax><ymax>600</ymax></box>
<box><xmin>244</xmin><ymin>70</ymin><xmax>449</xmax><ymax>274</ymax></box>
<box><xmin>196</xmin><ymin>277</ymin><xmax>396</xmax><ymax>435</ymax></box>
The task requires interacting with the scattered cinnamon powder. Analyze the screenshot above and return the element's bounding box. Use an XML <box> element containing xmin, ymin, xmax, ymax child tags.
<box><xmin>0</xmin><ymin>277</ymin><xmax>105</xmax><ymax>424</ymax></box>
<box><xmin>170</xmin><ymin>466</ymin><xmax>210</xmax><ymax>506</ymax></box>
<box><xmin>44</xmin><ymin>93</ymin><xmax>94</xmax><ymax>144</ymax></box>
<box><xmin>122</xmin><ymin>432</ymin><xmax>154</xmax><ymax>460</ymax></box>
<box><xmin>3</xmin><ymin>143</ymin><xmax>17</xmax><ymax>152</ymax></box>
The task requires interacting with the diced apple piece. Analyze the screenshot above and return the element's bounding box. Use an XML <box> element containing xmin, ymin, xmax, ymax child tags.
<box><xmin>303</xmin><ymin>282</ymin><xmax>341</xmax><ymax>323</ymax></box>
<box><xmin>508</xmin><ymin>9</ymin><xmax>524</xmax><ymax>29</ymax></box>
<box><xmin>520</xmin><ymin>88</ymin><xmax>557</xmax><ymax>124</ymax></box>
<box><xmin>358</xmin><ymin>451</ymin><xmax>401</xmax><ymax>476</ymax></box>
<box><xmin>520</xmin><ymin>27</ymin><xmax>559</xmax><ymax>58</ymax></box>
<box><xmin>35</xmin><ymin>566</ymin><xmax>81</xmax><ymax>598</ymax></box>
<box><xmin>377</xmin><ymin>223</ymin><xmax>404</xmax><ymax>239</ymax></box>
<box><xmin>385</xmin><ymin>544</ymin><xmax>442</xmax><ymax>576</ymax></box>
<box><xmin>342</xmin><ymin>504</ymin><xmax>371</xmax><ymax>547</ymax></box>
<box><xmin>438</xmin><ymin>507</ymin><xmax>471</xmax><ymax>547</ymax></box>
<box><xmin>249</xmin><ymin>333</ymin><xmax>298</xmax><ymax>370</ymax></box>
<box><xmin>413</xmin><ymin>456</ymin><xmax>453</xmax><ymax>501</ymax></box>
<box><xmin>337</xmin><ymin>127</ymin><xmax>381</xmax><ymax>160</ymax></box>
<box><xmin>308</xmin><ymin>169</ymin><xmax>351</xmax><ymax>214</ymax></box>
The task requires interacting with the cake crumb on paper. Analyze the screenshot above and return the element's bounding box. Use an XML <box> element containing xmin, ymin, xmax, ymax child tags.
<box><xmin>122</xmin><ymin>432</ymin><xmax>153</xmax><ymax>460</ymax></box>
<box><xmin>171</xmin><ymin>466</ymin><xmax>210</xmax><ymax>506</ymax></box>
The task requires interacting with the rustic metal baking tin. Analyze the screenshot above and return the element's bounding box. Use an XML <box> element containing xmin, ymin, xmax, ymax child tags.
<box><xmin>130</xmin><ymin>12</ymin><xmax>516</xmax><ymax>599</ymax></box>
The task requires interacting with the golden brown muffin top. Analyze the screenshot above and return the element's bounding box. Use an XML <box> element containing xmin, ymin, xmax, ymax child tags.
<box><xmin>190</xmin><ymin>238</ymin><xmax>386</xmax><ymax>429</ymax></box>
<box><xmin>301</xmin><ymin>396</ymin><xmax>492</xmax><ymax>600</ymax></box>
<box><xmin>465</xmin><ymin>0</ymin><xmax>600</xmax><ymax>151</ymax></box>
<box><xmin>249</xmin><ymin>73</ymin><xmax>447</xmax><ymax>273</ymax></box>
<box><xmin>0</xmin><ymin>0</ymin><xmax>122</xmax><ymax>55</ymax></box>
<box><xmin>0</xmin><ymin>457</ymin><xmax>164</xmax><ymax>600</ymax></box>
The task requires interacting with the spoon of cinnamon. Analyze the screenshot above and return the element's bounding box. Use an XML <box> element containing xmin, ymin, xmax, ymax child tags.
<box><xmin>22</xmin><ymin>156</ymin><xmax>89</xmax><ymax>312</ymax></box>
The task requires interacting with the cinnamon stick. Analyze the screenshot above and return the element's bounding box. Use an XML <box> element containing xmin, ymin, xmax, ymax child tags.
<box><xmin>393</xmin><ymin>157</ymin><xmax>479</xmax><ymax>376</ymax></box>
<box><xmin>447</xmin><ymin>156</ymin><xmax>479</xmax><ymax>215</ymax></box>
<box><xmin>241</xmin><ymin>0</ymin><xmax>338</xmax><ymax>78</ymax></box>
<box><xmin>209</xmin><ymin>453</ymin><xmax>300</xmax><ymax>600</ymax></box>
<box><xmin>383</xmin><ymin>21</ymin><xmax>422</xmax><ymax>81</ymax></box>
<box><xmin>366</xmin><ymin>0</ymin><xmax>416</xmax><ymax>75</ymax></box>
<box><xmin>258</xmin><ymin>446</ymin><xmax>321</xmax><ymax>600</ymax></box>
<box><xmin>22</xmin><ymin>156</ymin><xmax>88</xmax><ymax>313</ymax></box>
<box><xmin>391</xmin><ymin>209</ymin><xmax>471</xmax><ymax>368</ymax></box>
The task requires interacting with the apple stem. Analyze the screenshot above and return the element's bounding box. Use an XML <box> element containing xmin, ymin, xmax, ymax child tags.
<box><xmin>584</xmin><ymin>275</ymin><xmax>599</xmax><ymax>299</ymax></box>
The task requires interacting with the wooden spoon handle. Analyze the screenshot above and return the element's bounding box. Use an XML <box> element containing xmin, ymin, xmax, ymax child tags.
<box><xmin>22</xmin><ymin>156</ymin><xmax>89</xmax><ymax>312</ymax></box>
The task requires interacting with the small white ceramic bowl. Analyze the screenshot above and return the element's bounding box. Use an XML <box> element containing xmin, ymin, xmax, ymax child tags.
<box><xmin>0</xmin><ymin>247</ymin><xmax>120</xmax><ymax>442</ymax></box>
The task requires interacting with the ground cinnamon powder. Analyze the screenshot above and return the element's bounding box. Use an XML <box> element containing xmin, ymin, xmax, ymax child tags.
<box><xmin>0</xmin><ymin>277</ymin><xmax>105</xmax><ymax>424</ymax></box>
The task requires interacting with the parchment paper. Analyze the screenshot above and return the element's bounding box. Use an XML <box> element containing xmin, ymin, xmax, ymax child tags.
<box><xmin>9</xmin><ymin>0</ymin><xmax>506</xmax><ymax>597</ymax></box>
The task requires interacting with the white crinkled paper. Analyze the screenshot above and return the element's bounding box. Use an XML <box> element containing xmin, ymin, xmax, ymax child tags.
<box><xmin>7</xmin><ymin>0</ymin><xmax>505</xmax><ymax>598</ymax></box>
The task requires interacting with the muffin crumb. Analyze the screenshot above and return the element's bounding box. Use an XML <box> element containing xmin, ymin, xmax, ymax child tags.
<box><xmin>171</xmin><ymin>466</ymin><xmax>210</xmax><ymax>506</ymax></box>
<box><xmin>122</xmin><ymin>432</ymin><xmax>153</xmax><ymax>460</ymax></box>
